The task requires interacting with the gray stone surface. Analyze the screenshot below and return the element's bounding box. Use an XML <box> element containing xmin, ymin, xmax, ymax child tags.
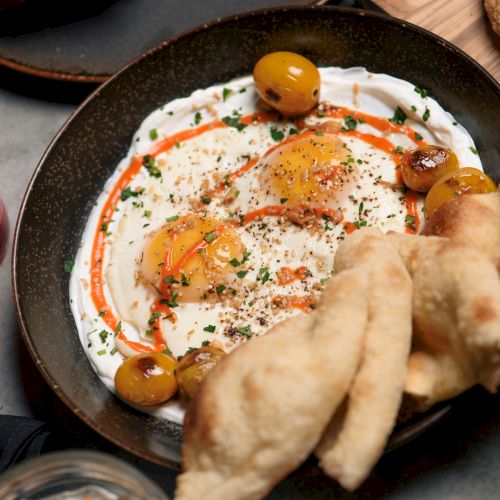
<box><xmin>2</xmin><ymin>74</ymin><xmax>500</xmax><ymax>500</ymax></box>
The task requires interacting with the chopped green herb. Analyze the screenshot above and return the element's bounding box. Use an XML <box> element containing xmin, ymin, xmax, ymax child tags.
<box><xmin>110</xmin><ymin>347</ymin><xmax>117</xmax><ymax>355</ymax></box>
<box><xmin>114</xmin><ymin>321</ymin><xmax>122</xmax><ymax>336</ymax></box>
<box><xmin>143</xmin><ymin>209</ymin><xmax>152</xmax><ymax>218</ymax></box>
<box><xmin>359</xmin><ymin>201</ymin><xmax>364</xmax><ymax>215</ymax></box>
<box><xmin>204</xmin><ymin>325</ymin><xmax>216</xmax><ymax>333</ymax></box>
<box><xmin>422</xmin><ymin>108</ymin><xmax>430</xmax><ymax>122</ymax></box>
<box><xmin>97</xmin><ymin>349</ymin><xmax>106</xmax><ymax>356</ymax></box>
<box><xmin>98</xmin><ymin>330</ymin><xmax>108</xmax><ymax>343</ymax></box>
<box><xmin>237</xmin><ymin>270</ymin><xmax>248</xmax><ymax>279</ymax></box>
<box><xmin>202</xmin><ymin>340</ymin><xmax>210</xmax><ymax>347</ymax></box>
<box><xmin>309</xmin><ymin>303</ymin><xmax>318</xmax><ymax>310</ymax></box>
<box><xmin>168</xmin><ymin>300</ymin><xmax>179</xmax><ymax>308</ymax></box>
<box><xmin>163</xmin><ymin>275</ymin><xmax>179</xmax><ymax>284</ymax></box>
<box><xmin>162</xmin><ymin>348</ymin><xmax>173</xmax><ymax>356</ymax></box>
<box><xmin>411</xmin><ymin>105</ymin><xmax>417</xmax><ymax>112</ymax></box>
<box><xmin>229</xmin><ymin>258</ymin><xmax>240</xmax><ymax>267</ymax></box>
<box><xmin>166</xmin><ymin>215</ymin><xmax>179</xmax><ymax>222</ymax></box>
<box><xmin>98</xmin><ymin>311</ymin><xmax>105</xmax><ymax>317</ymax></box>
<box><xmin>175</xmin><ymin>142</ymin><xmax>181</xmax><ymax>149</ymax></box>
<box><xmin>148</xmin><ymin>311</ymin><xmax>160</xmax><ymax>325</ymax></box>
<box><xmin>317</xmin><ymin>110</ymin><xmax>325</xmax><ymax>118</ymax></box>
<box><xmin>121</xmin><ymin>186</ymin><xmax>142</xmax><ymax>201</ymax></box>
<box><xmin>315</xmin><ymin>131</ymin><xmax>324</xmax><ymax>136</ymax></box>
<box><xmin>343</xmin><ymin>114</ymin><xmax>358</xmax><ymax>131</ymax></box>
<box><xmin>143</xmin><ymin>154</ymin><xmax>162</xmax><ymax>178</ymax></box>
<box><xmin>216</xmin><ymin>284</ymin><xmax>226</xmax><ymax>294</ymax></box>
<box><xmin>257</xmin><ymin>267</ymin><xmax>271</xmax><ymax>284</ymax></box>
<box><xmin>222</xmin><ymin>88</ymin><xmax>232</xmax><ymax>101</ymax></box>
<box><xmin>469</xmin><ymin>146</ymin><xmax>478</xmax><ymax>155</ymax></box>
<box><xmin>149</xmin><ymin>128</ymin><xmax>158</xmax><ymax>140</ymax></box>
<box><xmin>194</xmin><ymin>112</ymin><xmax>202</xmax><ymax>125</ymax></box>
<box><xmin>222</xmin><ymin>115</ymin><xmax>247</xmax><ymax>131</ymax></box>
<box><xmin>270</xmin><ymin>127</ymin><xmax>285</xmax><ymax>142</ymax></box>
<box><xmin>354</xmin><ymin>220</ymin><xmax>368</xmax><ymax>229</ymax></box>
<box><xmin>201</xmin><ymin>195</ymin><xmax>211</xmax><ymax>204</ymax></box>
<box><xmin>239</xmin><ymin>88</ymin><xmax>247</xmax><ymax>93</ymax></box>
<box><xmin>241</xmin><ymin>251</ymin><xmax>251</xmax><ymax>264</ymax></box>
<box><xmin>414</xmin><ymin>132</ymin><xmax>423</xmax><ymax>141</ymax></box>
<box><xmin>280</xmin><ymin>197</ymin><xmax>288</xmax><ymax>204</ymax></box>
<box><xmin>64</xmin><ymin>259</ymin><xmax>74</xmax><ymax>273</ymax></box>
<box><xmin>204</xmin><ymin>232</ymin><xmax>216</xmax><ymax>244</ymax></box>
<box><xmin>239</xmin><ymin>326</ymin><xmax>252</xmax><ymax>338</ymax></box>
<box><xmin>392</xmin><ymin>146</ymin><xmax>404</xmax><ymax>154</ymax></box>
<box><xmin>414</xmin><ymin>86</ymin><xmax>429</xmax><ymax>98</ymax></box>
<box><xmin>289</xmin><ymin>128</ymin><xmax>299</xmax><ymax>135</ymax></box>
<box><xmin>389</xmin><ymin>107</ymin><xmax>407</xmax><ymax>124</ymax></box>
<box><xmin>452</xmin><ymin>121</ymin><xmax>458</xmax><ymax>126</ymax></box>
<box><xmin>100</xmin><ymin>222</ymin><xmax>108</xmax><ymax>232</ymax></box>
<box><xmin>181</xmin><ymin>273</ymin><xmax>190</xmax><ymax>286</ymax></box>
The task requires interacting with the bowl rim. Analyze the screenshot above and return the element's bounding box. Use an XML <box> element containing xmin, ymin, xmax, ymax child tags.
<box><xmin>11</xmin><ymin>4</ymin><xmax>500</xmax><ymax>467</ymax></box>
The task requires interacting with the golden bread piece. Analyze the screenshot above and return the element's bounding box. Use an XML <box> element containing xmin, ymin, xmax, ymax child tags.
<box><xmin>176</xmin><ymin>269</ymin><xmax>369</xmax><ymax>500</ymax></box>
<box><xmin>316</xmin><ymin>228</ymin><xmax>413</xmax><ymax>491</ymax></box>
<box><xmin>388</xmin><ymin>232</ymin><xmax>500</xmax><ymax>410</ymax></box>
<box><xmin>485</xmin><ymin>0</ymin><xmax>500</xmax><ymax>35</ymax></box>
<box><xmin>423</xmin><ymin>192</ymin><xmax>500</xmax><ymax>272</ymax></box>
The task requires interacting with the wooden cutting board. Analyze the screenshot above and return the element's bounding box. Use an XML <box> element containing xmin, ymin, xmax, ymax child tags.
<box><xmin>372</xmin><ymin>0</ymin><xmax>500</xmax><ymax>82</ymax></box>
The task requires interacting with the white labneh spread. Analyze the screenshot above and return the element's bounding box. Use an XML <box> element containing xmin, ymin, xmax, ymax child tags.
<box><xmin>70</xmin><ymin>67</ymin><xmax>482</xmax><ymax>423</ymax></box>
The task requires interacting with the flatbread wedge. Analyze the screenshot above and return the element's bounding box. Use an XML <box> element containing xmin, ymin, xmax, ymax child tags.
<box><xmin>315</xmin><ymin>228</ymin><xmax>413</xmax><ymax>491</ymax></box>
<box><xmin>176</xmin><ymin>269</ymin><xmax>369</xmax><ymax>500</ymax></box>
<box><xmin>388</xmin><ymin>232</ymin><xmax>500</xmax><ymax>410</ymax></box>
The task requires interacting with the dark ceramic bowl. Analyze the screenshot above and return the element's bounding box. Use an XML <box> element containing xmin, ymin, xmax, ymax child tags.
<box><xmin>12</xmin><ymin>5</ymin><xmax>500</xmax><ymax>470</ymax></box>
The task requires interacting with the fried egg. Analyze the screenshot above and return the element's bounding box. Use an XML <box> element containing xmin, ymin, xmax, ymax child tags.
<box><xmin>70</xmin><ymin>67</ymin><xmax>482</xmax><ymax>422</ymax></box>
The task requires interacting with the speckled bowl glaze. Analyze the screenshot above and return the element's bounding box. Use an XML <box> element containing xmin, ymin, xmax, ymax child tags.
<box><xmin>12</xmin><ymin>6</ymin><xmax>500</xmax><ymax>469</ymax></box>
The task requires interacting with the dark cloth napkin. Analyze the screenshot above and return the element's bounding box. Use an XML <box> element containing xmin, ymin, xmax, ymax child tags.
<box><xmin>0</xmin><ymin>415</ymin><xmax>53</xmax><ymax>472</ymax></box>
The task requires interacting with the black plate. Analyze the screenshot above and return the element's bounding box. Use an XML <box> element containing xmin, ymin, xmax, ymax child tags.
<box><xmin>0</xmin><ymin>0</ymin><xmax>321</xmax><ymax>82</ymax></box>
<box><xmin>13</xmin><ymin>4</ymin><xmax>500</xmax><ymax>474</ymax></box>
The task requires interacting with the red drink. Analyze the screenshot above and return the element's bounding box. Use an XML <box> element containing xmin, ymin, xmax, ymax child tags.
<box><xmin>0</xmin><ymin>200</ymin><xmax>8</xmax><ymax>263</ymax></box>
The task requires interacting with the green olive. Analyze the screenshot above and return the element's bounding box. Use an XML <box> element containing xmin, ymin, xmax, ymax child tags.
<box><xmin>401</xmin><ymin>145</ymin><xmax>459</xmax><ymax>192</ymax></box>
<box><xmin>253</xmin><ymin>51</ymin><xmax>320</xmax><ymax>116</ymax></box>
<box><xmin>114</xmin><ymin>352</ymin><xmax>178</xmax><ymax>406</ymax></box>
<box><xmin>176</xmin><ymin>346</ymin><xmax>225</xmax><ymax>399</ymax></box>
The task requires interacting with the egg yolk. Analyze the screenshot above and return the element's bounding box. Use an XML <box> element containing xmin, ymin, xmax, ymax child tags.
<box><xmin>265</xmin><ymin>134</ymin><xmax>352</xmax><ymax>206</ymax></box>
<box><xmin>142</xmin><ymin>215</ymin><xmax>244</xmax><ymax>302</ymax></box>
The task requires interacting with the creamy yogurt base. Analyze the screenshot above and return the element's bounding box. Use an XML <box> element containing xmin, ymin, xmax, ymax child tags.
<box><xmin>70</xmin><ymin>67</ymin><xmax>482</xmax><ymax>424</ymax></box>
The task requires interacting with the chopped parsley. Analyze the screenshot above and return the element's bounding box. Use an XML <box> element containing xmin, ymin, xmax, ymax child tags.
<box><xmin>411</xmin><ymin>105</ymin><xmax>417</xmax><ymax>112</ymax></box>
<box><xmin>359</xmin><ymin>201</ymin><xmax>364</xmax><ymax>215</ymax></box>
<box><xmin>201</xmin><ymin>195</ymin><xmax>211</xmax><ymax>204</ymax></box>
<box><xmin>393</xmin><ymin>146</ymin><xmax>404</xmax><ymax>154</ymax></box>
<box><xmin>280</xmin><ymin>197</ymin><xmax>288</xmax><ymax>204</ymax></box>
<box><xmin>239</xmin><ymin>326</ymin><xmax>252</xmax><ymax>338</ymax></box>
<box><xmin>181</xmin><ymin>273</ymin><xmax>190</xmax><ymax>286</ymax></box>
<box><xmin>143</xmin><ymin>154</ymin><xmax>162</xmax><ymax>178</ymax></box>
<box><xmin>98</xmin><ymin>330</ymin><xmax>108</xmax><ymax>343</ymax></box>
<box><xmin>422</xmin><ymin>108</ymin><xmax>430</xmax><ymax>122</ymax></box>
<box><xmin>204</xmin><ymin>232</ymin><xmax>216</xmax><ymax>244</ymax></box>
<box><xmin>143</xmin><ymin>209</ymin><xmax>152</xmax><ymax>218</ymax></box>
<box><xmin>237</xmin><ymin>270</ymin><xmax>248</xmax><ymax>279</ymax></box>
<box><xmin>414</xmin><ymin>132</ymin><xmax>423</xmax><ymax>141</ymax></box>
<box><xmin>149</xmin><ymin>128</ymin><xmax>158</xmax><ymax>140</ymax></box>
<box><xmin>469</xmin><ymin>146</ymin><xmax>478</xmax><ymax>155</ymax></box>
<box><xmin>222</xmin><ymin>115</ymin><xmax>247</xmax><ymax>131</ymax></box>
<box><xmin>289</xmin><ymin>128</ymin><xmax>299</xmax><ymax>135</ymax></box>
<box><xmin>166</xmin><ymin>215</ymin><xmax>179</xmax><ymax>222</ymax></box>
<box><xmin>162</xmin><ymin>348</ymin><xmax>173</xmax><ymax>356</ymax></box>
<box><xmin>64</xmin><ymin>259</ymin><xmax>74</xmax><ymax>273</ymax></box>
<box><xmin>194</xmin><ymin>112</ymin><xmax>202</xmax><ymax>125</ymax></box>
<box><xmin>148</xmin><ymin>311</ymin><xmax>161</xmax><ymax>325</ymax></box>
<box><xmin>414</xmin><ymin>86</ymin><xmax>429</xmax><ymax>98</ymax></box>
<box><xmin>406</xmin><ymin>214</ymin><xmax>416</xmax><ymax>231</ymax></box>
<box><xmin>354</xmin><ymin>220</ymin><xmax>368</xmax><ymax>229</ymax></box>
<box><xmin>239</xmin><ymin>87</ymin><xmax>247</xmax><ymax>93</ymax></box>
<box><xmin>241</xmin><ymin>251</ymin><xmax>251</xmax><ymax>264</ymax></box>
<box><xmin>389</xmin><ymin>107</ymin><xmax>407</xmax><ymax>124</ymax></box>
<box><xmin>342</xmin><ymin>114</ymin><xmax>358</xmax><ymax>131</ymax></box>
<box><xmin>120</xmin><ymin>186</ymin><xmax>142</xmax><ymax>201</ymax></box>
<box><xmin>204</xmin><ymin>325</ymin><xmax>216</xmax><ymax>333</ymax></box>
<box><xmin>270</xmin><ymin>127</ymin><xmax>285</xmax><ymax>142</ymax></box>
<box><xmin>163</xmin><ymin>275</ymin><xmax>179</xmax><ymax>284</ymax></box>
<box><xmin>257</xmin><ymin>267</ymin><xmax>271</xmax><ymax>284</ymax></box>
<box><xmin>222</xmin><ymin>88</ymin><xmax>232</xmax><ymax>101</ymax></box>
<box><xmin>216</xmin><ymin>284</ymin><xmax>226</xmax><ymax>294</ymax></box>
<box><xmin>229</xmin><ymin>258</ymin><xmax>240</xmax><ymax>267</ymax></box>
